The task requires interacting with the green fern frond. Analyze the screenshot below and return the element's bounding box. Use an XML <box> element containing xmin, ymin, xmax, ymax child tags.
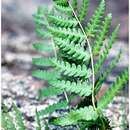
<box><xmin>32</xmin><ymin>70</ymin><xmax>59</xmax><ymax>80</ymax></box>
<box><xmin>72</xmin><ymin>0</ymin><xmax>78</xmax><ymax>11</ymax></box>
<box><xmin>32</xmin><ymin>57</ymin><xmax>53</xmax><ymax>67</ymax></box>
<box><xmin>94</xmin><ymin>24</ymin><xmax>120</xmax><ymax>75</ymax></box>
<box><xmin>2</xmin><ymin>112</ymin><xmax>16</xmax><ymax>130</ymax></box>
<box><xmin>33</xmin><ymin>42</ymin><xmax>53</xmax><ymax>52</ymax></box>
<box><xmin>38</xmin><ymin>86</ymin><xmax>64</xmax><ymax>98</ymax></box>
<box><xmin>36</xmin><ymin>109</ymin><xmax>42</xmax><ymax>130</ymax></box>
<box><xmin>35</xmin><ymin>28</ymin><xmax>51</xmax><ymax>38</ymax></box>
<box><xmin>13</xmin><ymin>103</ymin><xmax>26</xmax><ymax>130</ymax></box>
<box><xmin>50</xmin><ymin>80</ymin><xmax>92</xmax><ymax>97</ymax></box>
<box><xmin>47</xmin><ymin>14</ymin><xmax>78</xmax><ymax>28</ymax></box>
<box><xmin>85</xmin><ymin>0</ymin><xmax>105</xmax><ymax>37</ymax></box>
<box><xmin>93</xmin><ymin>13</ymin><xmax>112</xmax><ymax>55</ymax></box>
<box><xmin>38</xmin><ymin>100</ymin><xmax>68</xmax><ymax>117</ymax></box>
<box><xmin>98</xmin><ymin>68</ymin><xmax>129</xmax><ymax>109</ymax></box>
<box><xmin>48</xmin><ymin>26</ymin><xmax>85</xmax><ymax>41</ymax></box>
<box><xmin>79</xmin><ymin>0</ymin><xmax>89</xmax><ymax>22</ymax></box>
<box><xmin>54</xmin><ymin>38</ymin><xmax>90</xmax><ymax>61</ymax></box>
<box><xmin>53</xmin><ymin>0</ymin><xmax>68</xmax><ymax>6</ymax></box>
<box><xmin>95</xmin><ymin>52</ymin><xmax>121</xmax><ymax>94</ymax></box>
<box><xmin>54</xmin><ymin>3</ymin><xmax>73</xmax><ymax>16</ymax></box>
<box><xmin>51</xmin><ymin>58</ymin><xmax>92</xmax><ymax>78</ymax></box>
<box><xmin>52</xmin><ymin>106</ymin><xmax>98</xmax><ymax>126</ymax></box>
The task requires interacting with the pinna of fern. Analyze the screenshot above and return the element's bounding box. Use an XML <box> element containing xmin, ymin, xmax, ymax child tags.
<box><xmin>32</xmin><ymin>0</ymin><xmax>128</xmax><ymax>129</ymax></box>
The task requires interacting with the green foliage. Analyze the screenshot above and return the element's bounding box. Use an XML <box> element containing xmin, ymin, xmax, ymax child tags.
<box><xmin>98</xmin><ymin>69</ymin><xmax>128</xmax><ymax>109</ymax></box>
<box><xmin>13</xmin><ymin>104</ymin><xmax>26</xmax><ymax>130</ymax></box>
<box><xmin>38</xmin><ymin>101</ymin><xmax>68</xmax><ymax>118</ymax></box>
<box><xmin>92</xmin><ymin>13</ymin><xmax>112</xmax><ymax>56</ymax></box>
<box><xmin>50</xmin><ymin>80</ymin><xmax>92</xmax><ymax>97</ymax></box>
<box><xmin>79</xmin><ymin>0</ymin><xmax>89</xmax><ymax>22</ymax></box>
<box><xmin>31</xmin><ymin>0</ymin><xmax>129</xmax><ymax>129</ymax></box>
<box><xmin>52</xmin><ymin>106</ymin><xmax>98</xmax><ymax>126</ymax></box>
<box><xmin>85</xmin><ymin>0</ymin><xmax>105</xmax><ymax>37</ymax></box>
<box><xmin>36</xmin><ymin>109</ymin><xmax>42</xmax><ymax>130</ymax></box>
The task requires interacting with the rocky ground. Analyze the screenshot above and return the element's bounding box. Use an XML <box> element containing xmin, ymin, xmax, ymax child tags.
<box><xmin>2</xmin><ymin>0</ymin><xmax>129</xmax><ymax>129</ymax></box>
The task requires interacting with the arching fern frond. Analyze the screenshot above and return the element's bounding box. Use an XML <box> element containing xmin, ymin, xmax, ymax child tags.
<box><xmin>98</xmin><ymin>68</ymin><xmax>129</xmax><ymax>109</ymax></box>
<box><xmin>50</xmin><ymin>80</ymin><xmax>92</xmax><ymax>97</ymax></box>
<box><xmin>94</xmin><ymin>24</ymin><xmax>120</xmax><ymax>75</ymax></box>
<box><xmin>85</xmin><ymin>0</ymin><xmax>105</xmax><ymax>37</ymax></box>
<box><xmin>51</xmin><ymin>58</ymin><xmax>92</xmax><ymax>78</ymax></box>
<box><xmin>38</xmin><ymin>100</ymin><xmax>68</xmax><ymax>118</ymax></box>
<box><xmin>93</xmin><ymin>13</ymin><xmax>112</xmax><ymax>55</ymax></box>
<box><xmin>79</xmin><ymin>0</ymin><xmax>89</xmax><ymax>22</ymax></box>
<box><xmin>52</xmin><ymin>106</ymin><xmax>98</xmax><ymax>126</ymax></box>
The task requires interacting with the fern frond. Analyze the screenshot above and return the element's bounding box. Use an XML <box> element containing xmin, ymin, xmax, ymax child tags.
<box><xmin>51</xmin><ymin>58</ymin><xmax>92</xmax><ymax>78</ymax></box>
<box><xmin>48</xmin><ymin>26</ymin><xmax>85</xmax><ymax>41</ymax></box>
<box><xmin>72</xmin><ymin>0</ymin><xmax>78</xmax><ymax>11</ymax></box>
<box><xmin>53</xmin><ymin>0</ymin><xmax>68</xmax><ymax>6</ymax></box>
<box><xmin>32</xmin><ymin>70</ymin><xmax>59</xmax><ymax>80</ymax></box>
<box><xmin>36</xmin><ymin>109</ymin><xmax>42</xmax><ymax>130</ymax></box>
<box><xmin>50</xmin><ymin>80</ymin><xmax>92</xmax><ymax>97</ymax></box>
<box><xmin>54</xmin><ymin>38</ymin><xmax>90</xmax><ymax>61</ymax></box>
<box><xmin>35</xmin><ymin>28</ymin><xmax>51</xmax><ymax>38</ymax></box>
<box><xmin>79</xmin><ymin>0</ymin><xmax>89</xmax><ymax>22</ymax></box>
<box><xmin>98</xmin><ymin>68</ymin><xmax>129</xmax><ymax>109</ymax></box>
<box><xmin>52</xmin><ymin>106</ymin><xmax>98</xmax><ymax>126</ymax></box>
<box><xmin>32</xmin><ymin>57</ymin><xmax>53</xmax><ymax>67</ymax></box>
<box><xmin>95</xmin><ymin>52</ymin><xmax>121</xmax><ymax>94</ymax></box>
<box><xmin>54</xmin><ymin>3</ymin><xmax>73</xmax><ymax>15</ymax></box>
<box><xmin>38</xmin><ymin>100</ymin><xmax>68</xmax><ymax>117</ymax></box>
<box><xmin>38</xmin><ymin>86</ymin><xmax>64</xmax><ymax>98</ymax></box>
<box><xmin>47</xmin><ymin>14</ymin><xmax>78</xmax><ymax>28</ymax></box>
<box><xmin>94</xmin><ymin>24</ymin><xmax>120</xmax><ymax>75</ymax></box>
<box><xmin>93</xmin><ymin>13</ymin><xmax>112</xmax><ymax>55</ymax></box>
<box><xmin>85</xmin><ymin>0</ymin><xmax>105</xmax><ymax>37</ymax></box>
<box><xmin>33</xmin><ymin>42</ymin><xmax>53</xmax><ymax>52</ymax></box>
<box><xmin>13</xmin><ymin>103</ymin><xmax>26</xmax><ymax>130</ymax></box>
<box><xmin>2</xmin><ymin>112</ymin><xmax>16</xmax><ymax>130</ymax></box>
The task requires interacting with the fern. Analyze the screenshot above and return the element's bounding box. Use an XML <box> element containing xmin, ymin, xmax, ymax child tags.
<box><xmin>94</xmin><ymin>24</ymin><xmax>120</xmax><ymax>75</ymax></box>
<box><xmin>50</xmin><ymin>58</ymin><xmax>92</xmax><ymax>78</ymax></box>
<box><xmin>38</xmin><ymin>86</ymin><xmax>64</xmax><ymax>98</ymax></box>
<box><xmin>38</xmin><ymin>100</ymin><xmax>68</xmax><ymax>118</ymax></box>
<box><xmin>52</xmin><ymin>106</ymin><xmax>98</xmax><ymax>126</ymax></box>
<box><xmin>79</xmin><ymin>0</ymin><xmax>89</xmax><ymax>22</ymax></box>
<box><xmin>98</xmin><ymin>69</ymin><xmax>128</xmax><ymax>109</ymax></box>
<box><xmin>95</xmin><ymin>52</ymin><xmax>121</xmax><ymax>94</ymax></box>
<box><xmin>32</xmin><ymin>0</ymin><xmax>128</xmax><ymax>129</ymax></box>
<box><xmin>85</xmin><ymin>0</ymin><xmax>105</xmax><ymax>37</ymax></box>
<box><xmin>92</xmin><ymin>13</ymin><xmax>112</xmax><ymax>55</ymax></box>
<box><xmin>72</xmin><ymin>0</ymin><xmax>78</xmax><ymax>11</ymax></box>
<box><xmin>32</xmin><ymin>70</ymin><xmax>59</xmax><ymax>80</ymax></box>
<box><xmin>13</xmin><ymin>103</ymin><xmax>26</xmax><ymax>130</ymax></box>
<box><xmin>54</xmin><ymin>38</ymin><xmax>90</xmax><ymax>61</ymax></box>
<box><xmin>50</xmin><ymin>80</ymin><xmax>92</xmax><ymax>97</ymax></box>
<box><xmin>33</xmin><ymin>42</ymin><xmax>53</xmax><ymax>52</ymax></box>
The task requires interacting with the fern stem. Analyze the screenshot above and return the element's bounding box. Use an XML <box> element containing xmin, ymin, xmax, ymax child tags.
<box><xmin>67</xmin><ymin>0</ymin><xmax>96</xmax><ymax>110</ymax></box>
